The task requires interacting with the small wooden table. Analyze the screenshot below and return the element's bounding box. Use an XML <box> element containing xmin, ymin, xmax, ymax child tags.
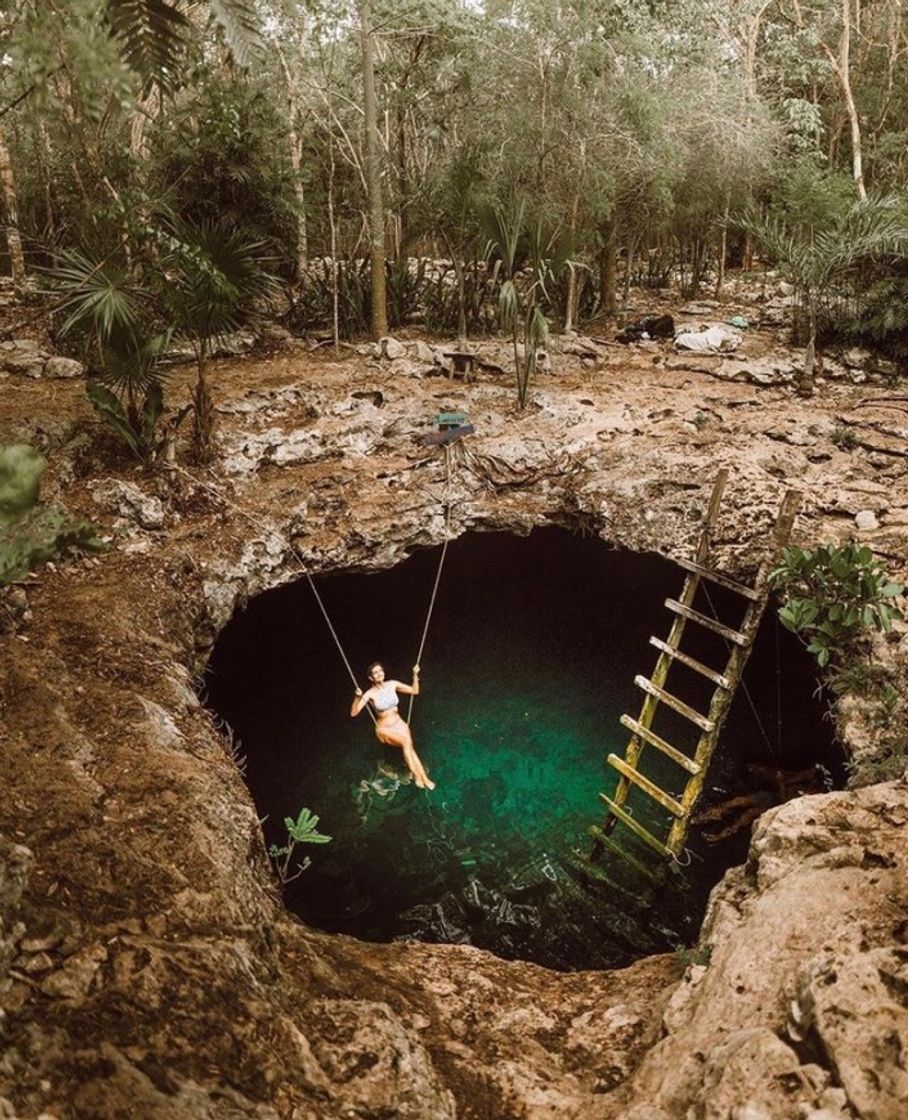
<box><xmin>443</xmin><ymin>350</ymin><xmax>476</xmax><ymax>382</ymax></box>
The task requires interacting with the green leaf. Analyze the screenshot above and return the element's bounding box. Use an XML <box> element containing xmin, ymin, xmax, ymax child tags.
<box><xmin>86</xmin><ymin>382</ymin><xmax>141</xmax><ymax>456</ymax></box>
<box><xmin>104</xmin><ymin>0</ymin><xmax>189</xmax><ymax>93</ymax></box>
<box><xmin>0</xmin><ymin>445</ymin><xmax>45</xmax><ymax>529</ymax></box>
<box><xmin>207</xmin><ymin>0</ymin><xmax>262</xmax><ymax>69</ymax></box>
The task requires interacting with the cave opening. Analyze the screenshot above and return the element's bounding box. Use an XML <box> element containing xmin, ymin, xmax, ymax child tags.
<box><xmin>205</xmin><ymin>527</ymin><xmax>842</xmax><ymax>971</ymax></box>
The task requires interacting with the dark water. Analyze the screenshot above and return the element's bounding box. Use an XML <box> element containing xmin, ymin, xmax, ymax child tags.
<box><xmin>205</xmin><ymin>529</ymin><xmax>841</xmax><ymax>971</ymax></box>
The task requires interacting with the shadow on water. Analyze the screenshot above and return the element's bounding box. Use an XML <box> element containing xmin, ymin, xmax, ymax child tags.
<box><xmin>205</xmin><ymin>528</ymin><xmax>842</xmax><ymax>971</ymax></box>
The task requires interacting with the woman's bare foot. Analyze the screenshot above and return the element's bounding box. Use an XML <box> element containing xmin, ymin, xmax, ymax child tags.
<box><xmin>424</xmin><ymin>778</ymin><xmax>436</xmax><ymax>791</ymax></box>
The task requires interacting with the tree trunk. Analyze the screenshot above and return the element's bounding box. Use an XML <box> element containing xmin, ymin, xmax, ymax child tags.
<box><xmin>0</xmin><ymin>127</ymin><xmax>27</xmax><ymax>290</ymax></box>
<box><xmin>715</xmin><ymin>201</ymin><xmax>729</xmax><ymax>300</ymax></box>
<box><xmin>275</xmin><ymin>41</ymin><xmax>309</xmax><ymax>276</ymax></box>
<box><xmin>192</xmin><ymin>341</ymin><xmax>215</xmax><ymax>464</ymax></box>
<box><xmin>396</xmin><ymin>103</ymin><xmax>409</xmax><ymax>255</ymax></box>
<box><xmin>599</xmin><ymin>221</ymin><xmax>617</xmax><ymax>317</ymax></box>
<box><xmin>328</xmin><ymin>133</ymin><xmax>340</xmax><ymax>353</ymax></box>
<box><xmin>826</xmin><ymin>0</ymin><xmax>867</xmax><ymax>200</ymax></box>
<box><xmin>798</xmin><ymin>297</ymin><xmax>818</xmax><ymax>397</ymax></box>
<box><xmin>624</xmin><ymin>238</ymin><xmax>636</xmax><ymax>300</ymax></box>
<box><xmin>358</xmin><ymin>0</ymin><xmax>388</xmax><ymax>339</ymax></box>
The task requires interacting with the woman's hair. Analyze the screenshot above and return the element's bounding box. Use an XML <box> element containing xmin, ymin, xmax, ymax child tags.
<box><xmin>367</xmin><ymin>661</ymin><xmax>383</xmax><ymax>678</ymax></box>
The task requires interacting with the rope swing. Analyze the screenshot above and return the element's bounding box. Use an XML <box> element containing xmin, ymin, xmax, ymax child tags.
<box><xmin>406</xmin><ymin>443</ymin><xmax>454</xmax><ymax>724</ymax></box>
<box><xmin>176</xmin><ymin>442</ymin><xmax>455</xmax><ymax>724</ymax></box>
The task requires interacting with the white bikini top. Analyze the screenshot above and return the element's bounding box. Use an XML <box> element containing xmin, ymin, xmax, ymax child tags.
<box><xmin>373</xmin><ymin>683</ymin><xmax>398</xmax><ymax>712</ymax></box>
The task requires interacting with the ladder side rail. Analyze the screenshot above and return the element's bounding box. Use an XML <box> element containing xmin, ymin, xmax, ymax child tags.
<box><xmin>665</xmin><ymin>488</ymin><xmax>803</xmax><ymax>855</ymax></box>
<box><xmin>606</xmin><ymin>471</ymin><xmax>730</xmax><ymax>824</ymax></box>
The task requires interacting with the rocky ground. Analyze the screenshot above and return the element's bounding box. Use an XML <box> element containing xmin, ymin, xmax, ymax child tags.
<box><xmin>1</xmin><ymin>286</ymin><xmax>907</xmax><ymax>1119</ymax></box>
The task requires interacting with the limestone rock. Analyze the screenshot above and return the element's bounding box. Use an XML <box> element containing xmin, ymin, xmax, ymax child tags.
<box><xmin>800</xmin><ymin>948</ymin><xmax>908</xmax><ymax>1118</ymax></box>
<box><xmin>19</xmin><ymin>950</ymin><xmax>55</xmax><ymax>973</ymax></box>
<box><xmin>376</xmin><ymin>336</ymin><xmax>406</xmax><ymax>360</ymax></box>
<box><xmin>91</xmin><ymin>479</ymin><xmax>165</xmax><ymax>530</ymax></box>
<box><xmin>0</xmin><ymin>840</ymin><xmax>32</xmax><ymax>987</ymax></box>
<box><xmin>307</xmin><ymin>999</ymin><xmax>456</xmax><ymax>1119</ymax></box>
<box><xmin>842</xmin><ymin>347</ymin><xmax>872</xmax><ymax>369</ymax></box>
<box><xmin>3</xmin><ymin>350</ymin><xmax>47</xmax><ymax>378</ymax></box>
<box><xmin>258</xmin><ymin>323</ymin><xmax>293</xmax><ymax>345</ymax></box>
<box><xmin>855</xmin><ymin>509</ymin><xmax>880</xmax><ymax>531</ymax></box>
<box><xmin>42</xmin><ymin>357</ymin><xmax>84</xmax><ymax>379</ymax></box>
<box><xmin>717</xmin><ymin>354</ymin><xmax>796</xmax><ymax>386</ymax></box>
<box><xmin>411</xmin><ymin>340</ymin><xmax>436</xmax><ymax>364</ymax></box>
<box><xmin>39</xmin><ymin>944</ymin><xmax>107</xmax><ymax>1000</ymax></box>
<box><xmin>619</xmin><ymin>783</ymin><xmax>908</xmax><ymax>1118</ymax></box>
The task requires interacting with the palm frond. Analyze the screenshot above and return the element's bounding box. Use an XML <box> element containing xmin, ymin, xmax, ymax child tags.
<box><xmin>96</xmin><ymin>327</ymin><xmax>173</xmax><ymax>395</ymax></box>
<box><xmin>499</xmin><ymin>278</ymin><xmax>519</xmax><ymax>333</ymax></box>
<box><xmin>207</xmin><ymin>0</ymin><xmax>262</xmax><ymax>69</ymax></box>
<box><xmin>104</xmin><ymin>0</ymin><xmax>188</xmax><ymax>92</ymax></box>
<box><xmin>160</xmin><ymin>219</ymin><xmax>279</xmax><ymax>341</ymax></box>
<box><xmin>45</xmin><ymin>249</ymin><xmax>146</xmax><ymax>342</ymax></box>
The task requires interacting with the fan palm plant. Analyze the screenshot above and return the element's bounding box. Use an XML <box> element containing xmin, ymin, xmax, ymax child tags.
<box><xmin>158</xmin><ymin>219</ymin><xmax>279</xmax><ymax>462</ymax></box>
<box><xmin>45</xmin><ymin>249</ymin><xmax>180</xmax><ymax>466</ymax></box>
<box><xmin>741</xmin><ymin>196</ymin><xmax>908</xmax><ymax>395</ymax></box>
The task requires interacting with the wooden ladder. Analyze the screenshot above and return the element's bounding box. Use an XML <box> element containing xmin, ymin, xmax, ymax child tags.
<box><xmin>589</xmin><ymin>471</ymin><xmax>802</xmax><ymax>880</ymax></box>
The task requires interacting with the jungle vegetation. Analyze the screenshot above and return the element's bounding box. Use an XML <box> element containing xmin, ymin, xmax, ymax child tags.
<box><xmin>1</xmin><ymin>0</ymin><xmax>907</xmax><ymax>408</ymax></box>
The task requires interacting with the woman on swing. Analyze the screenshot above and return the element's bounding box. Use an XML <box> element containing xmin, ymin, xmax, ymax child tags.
<box><xmin>350</xmin><ymin>662</ymin><xmax>435</xmax><ymax>790</ymax></box>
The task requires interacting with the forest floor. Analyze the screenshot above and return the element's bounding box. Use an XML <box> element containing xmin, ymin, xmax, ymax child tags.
<box><xmin>1</xmin><ymin>281</ymin><xmax>907</xmax><ymax>1120</ymax></box>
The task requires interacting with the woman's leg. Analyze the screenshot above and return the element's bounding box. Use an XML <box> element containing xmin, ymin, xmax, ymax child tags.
<box><xmin>378</xmin><ymin>721</ymin><xmax>435</xmax><ymax>790</ymax></box>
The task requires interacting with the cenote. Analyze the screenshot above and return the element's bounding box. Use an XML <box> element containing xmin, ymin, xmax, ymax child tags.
<box><xmin>205</xmin><ymin>528</ymin><xmax>841</xmax><ymax>971</ymax></box>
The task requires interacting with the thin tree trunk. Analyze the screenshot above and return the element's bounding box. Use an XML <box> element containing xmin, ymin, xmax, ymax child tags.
<box><xmin>192</xmin><ymin>340</ymin><xmax>215</xmax><ymax>463</ymax></box>
<box><xmin>824</xmin><ymin>0</ymin><xmax>867</xmax><ymax>200</ymax></box>
<box><xmin>624</xmin><ymin>238</ymin><xmax>636</xmax><ymax>300</ymax></box>
<box><xmin>275</xmin><ymin>41</ymin><xmax>309</xmax><ymax>275</ymax></box>
<box><xmin>35</xmin><ymin>122</ymin><xmax>55</xmax><ymax>242</ymax></box>
<box><xmin>0</xmin><ymin>126</ymin><xmax>27</xmax><ymax>289</ymax></box>
<box><xmin>328</xmin><ymin>133</ymin><xmax>339</xmax><ymax>353</ymax></box>
<box><xmin>358</xmin><ymin>0</ymin><xmax>388</xmax><ymax>339</ymax></box>
<box><xmin>563</xmin><ymin>192</ymin><xmax>580</xmax><ymax>332</ymax></box>
<box><xmin>799</xmin><ymin>296</ymin><xmax>818</xmax><ymax>396</ymax></box>
<box><xmin>396</xmin><ymin>103</ymin><xmax>408</xmax><ymax>255</ymax></box>
<box><xmin>599</xmin><ymin>220</ymin><xmax>617</xmax><ymax>317</ymax></box>
<box><xmin>715</xmin><ymin>200</ymin><xmax>729</xmax><ymax>299</ymax></box>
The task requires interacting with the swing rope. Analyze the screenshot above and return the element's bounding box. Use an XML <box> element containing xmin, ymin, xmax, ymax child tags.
<box><xmin>175</xmin><ymin>447</ymin><xmax>454</xmax><ymax>726</ymax></box>
<box><xmin>407</xmin><ymin>443</ymin><xmax>454</xmax><ymax>724</ymax></box>
<box><xmin>701</xmin><ymin>581</ymin><xmax>779</xmax><ymax>759</ymax></box>
<box><xmin>174</xmin><ymin>466</ymin><xmax>378</xmax><ymax>718</ymax></box>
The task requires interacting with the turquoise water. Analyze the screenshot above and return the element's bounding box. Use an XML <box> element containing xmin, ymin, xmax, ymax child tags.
<box><xmin>206</xmin><ymin>529</ymin><xmax>839</xmax><ymax>970</ymax></box>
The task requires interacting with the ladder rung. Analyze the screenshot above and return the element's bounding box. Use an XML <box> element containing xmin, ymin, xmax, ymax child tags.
<box><xmin>607</xmin><ymin>754</ymin><xmax>686</xmax><ymax>817</ymax></box>
<box><xmin>620</xmin><ymin>714</ymin><xmax>701</xmax><ymax>774</ymax></box>
<box><xmin>634</xmin><ymin>675</ymin><xmax>715</xmax><ymax>732</ymax></box>
<box><xmin>665</xmin><ymin>599</ymin><xmax>749</xmax><ymax>646</ymax></box>
<box><xmin>675</xmin><ymin>557</ymin><xmax>760</xmax><ymax>601</ymax></box>
<box><xmin>588</xmin><ymin>825</ymin><xmax>663</xmax><ymax>884</ymax></box>
<box><xmin>598</xmin><ymin>793</ymin><xmax>672</xmax><ymax>857</ymax></box>
<box><xmin>649</xmin><ymin>637</ymin><xmax>731</xmax><ymax>689</ymax></box>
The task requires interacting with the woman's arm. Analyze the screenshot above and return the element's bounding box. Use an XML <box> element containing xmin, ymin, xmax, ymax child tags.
<box><xmin>394</xmin><ymin>665</ymin><xmax>421</xmax><ymax>696</ymax></box>
<box><xmin>350</xmin><ymin>686</ymin><xmax>372</xmax><ymax>717</ymax></box>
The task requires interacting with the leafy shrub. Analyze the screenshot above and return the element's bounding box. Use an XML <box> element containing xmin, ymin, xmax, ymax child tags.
<box><xmin>289</xmin><ymin>259</ymin><xmax>371</xmax><ymax>337</ymax></box>
<box><xmin>423</xmin><ymin>261</ymin><xmax>500</xmax><ymax>336</ymax></box>
<box><xmin>830</xmin><ymin>424</ymin><xmax>857</xmax><ymax>451</ymax></box>
<box><xmin>770</xmin><ymin>543</ymin><xmax>904</xmax><ymax>668</ymax></box>
<box><xmin>0</xmin><ymin>445</ymin><xmax>104</xmax><ymax>584</ymax></box>
<box><xmin>268</xmin><ymin>807</ymin><xmax>331</xmax><ymax>884</ymax></box>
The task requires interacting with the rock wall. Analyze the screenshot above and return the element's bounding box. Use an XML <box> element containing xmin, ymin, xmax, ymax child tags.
<box><xmin>1</xmin><ymin>342</ymin><xmax>907</xmax><ymax>1119</ymax></box>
